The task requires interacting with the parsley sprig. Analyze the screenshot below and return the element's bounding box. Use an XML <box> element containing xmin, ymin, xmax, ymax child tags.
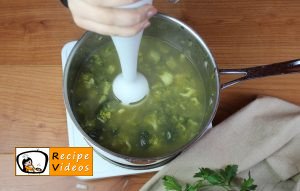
<box><xmin>162</xmin><ymin>165</ymin><xmax>257</xmax><ymax>191</ymax></box>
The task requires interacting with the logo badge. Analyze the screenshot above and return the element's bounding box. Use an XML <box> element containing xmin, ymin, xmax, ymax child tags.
<box><xmin>15</xmin><ymin>147</ymin><xmax>93</xmax><ymax>176</ymax></box>
<box><xmin>16</xmin><ymin>148</ymin><xmax>49</xmax><ymax>175</ymax></box>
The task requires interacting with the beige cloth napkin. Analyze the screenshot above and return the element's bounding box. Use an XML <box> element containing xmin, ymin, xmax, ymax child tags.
<box><xmin>140</xmin><ymin>96</ymin><xmax>300</xmax><ymax>191</ymax></box>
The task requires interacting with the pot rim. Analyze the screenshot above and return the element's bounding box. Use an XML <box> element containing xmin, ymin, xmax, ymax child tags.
<box><xmin>63</xmin><ymin>13</ymin><xmax>221</xmax><ymax>162</ymax></box>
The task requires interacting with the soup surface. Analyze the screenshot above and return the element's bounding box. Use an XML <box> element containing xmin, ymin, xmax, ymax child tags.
<box><xmin>71</xmin><ymin>36</ymin><xmax>206</xmax><ymax>158</ymax></box>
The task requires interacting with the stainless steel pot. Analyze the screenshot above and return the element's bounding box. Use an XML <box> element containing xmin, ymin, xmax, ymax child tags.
<box><xmin>63</xmin><ymin>13</ymin><xmax>300</xmax><ymax>170</ymax></box>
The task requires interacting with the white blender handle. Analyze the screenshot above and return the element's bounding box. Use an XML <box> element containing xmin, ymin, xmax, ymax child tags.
<box><xmin>118</xmin><ymin>0</ymin><xmax>153</xmax><ymax>9</ymax></box>
<box><xmin>111</xmin><ymin>0</ymin><xmax>153</xmax><ymax>105</ymax></box>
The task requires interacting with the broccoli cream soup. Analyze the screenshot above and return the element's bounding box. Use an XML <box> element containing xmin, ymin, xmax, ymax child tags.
<box><xmin>71</xmin><ymin>37</ymin><xmax>206</xmax><ymax>158</ymax></box>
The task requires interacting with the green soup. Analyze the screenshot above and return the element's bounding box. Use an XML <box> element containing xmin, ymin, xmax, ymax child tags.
<box><xmin>71</xmin><ymin>37</ymin><xmax>206</xmax><ymax>158</ymax></box>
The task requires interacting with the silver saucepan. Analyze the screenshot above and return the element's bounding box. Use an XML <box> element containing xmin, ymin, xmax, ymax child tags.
<box><xmin>63</xmin><ymin>13</ymin><xmax>300</xmax><ymax>169</ymax></box>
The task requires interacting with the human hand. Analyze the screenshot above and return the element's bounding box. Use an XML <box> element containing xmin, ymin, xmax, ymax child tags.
<box><xmin>68</xmin><ymin>0</ymin><xmax>157</xmax><ymax>36</ymax></box>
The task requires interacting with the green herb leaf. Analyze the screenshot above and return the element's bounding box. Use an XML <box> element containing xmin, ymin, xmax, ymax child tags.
<box><xmin>184</xmin><ymin>182</ymin><xmax>205</xmax><ymax>191</ymax></box>
<box><xmin>220</xmin><ymin>164</ymin><xmax>238</xmax><ymax>185</ymax></box>
<box><xmin>163</xmin><ymin>175</ymin><xmax>182</xmax><ymax>191</ymax></box>
<box><xmin>162</xmin><ymin>165</ymin><xmax>257</xmax><ymax>191</ymax></box>
<box><xmin>240</xmin><ymin>172</ymin><xmax>257</xmax><ymax>191</ymax></box>
<box><xmin>184</xmin><ymin>183</ymin><xmax>197</xmax><ymax>191</ymax></box>
<box><xmin>194</xmin><ymin>168</ymin><xmax>225</xmax><ymax>185</ymax></box>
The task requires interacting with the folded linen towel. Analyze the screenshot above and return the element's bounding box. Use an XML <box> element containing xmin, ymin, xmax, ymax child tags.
<box><xmin>140</xmin><ymin>96</ymin><xmax>300</xmax><ymax>191</ymax></box>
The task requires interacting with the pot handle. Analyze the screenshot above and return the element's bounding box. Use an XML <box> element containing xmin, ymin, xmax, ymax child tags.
<box><xmin>219</xmin><ymin>59</ymin><xmax>300</xmax><ymax>89</ymax></box>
